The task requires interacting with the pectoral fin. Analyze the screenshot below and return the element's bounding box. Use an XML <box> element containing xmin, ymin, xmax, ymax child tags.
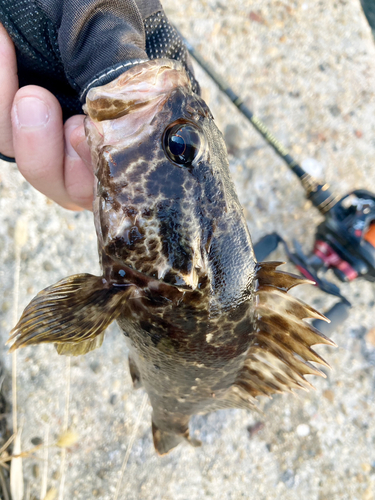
<box><xmin>7</xmin><ymin>274</ymin><xmax>132</xmax><ymax>354</ymax></box>
<box><xmin>55</xmin><ymin>333</ymin><xmax>105</xmax><ymax>357</ymax></box>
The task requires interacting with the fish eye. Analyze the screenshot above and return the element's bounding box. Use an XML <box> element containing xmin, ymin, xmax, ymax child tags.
<box><xmin>164</xmin><ymin>124</ymin><xmax>202</xmax><ymax>166</ymax></box>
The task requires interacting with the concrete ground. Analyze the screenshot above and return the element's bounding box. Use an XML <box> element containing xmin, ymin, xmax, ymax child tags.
<box><xmin>0</xmin><ymin>0</ymin><xmax>375</xmax><ymax>499</ymax></box>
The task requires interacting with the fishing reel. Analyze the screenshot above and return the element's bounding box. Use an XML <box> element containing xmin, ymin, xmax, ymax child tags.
<box><xmin>254</xmin><ymin>188</ymin><xmax>375</xmax><ymax>334</ymax></box>
<box><xmin>314</xmin><ymin>189</ymin><xmax>375</xmax><ymax>282</ymax></box>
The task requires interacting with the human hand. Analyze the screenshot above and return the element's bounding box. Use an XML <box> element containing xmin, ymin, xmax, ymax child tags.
<box><xmin>0</xmin><ymin>23</ymin><xmax>94</xmax><ymax>211</ymax></box>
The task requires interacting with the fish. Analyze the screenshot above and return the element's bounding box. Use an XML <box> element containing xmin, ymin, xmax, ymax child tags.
<box><xmin>8</xmin><ymin>59</ymin><xmax>336</xmax><ymax>455</ymax></box>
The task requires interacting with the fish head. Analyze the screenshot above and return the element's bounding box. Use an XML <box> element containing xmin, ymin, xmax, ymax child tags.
<box><xmin>85</xmin><ymin>59</ymin><xmax>256</xmax><ymax>302</ymax></box>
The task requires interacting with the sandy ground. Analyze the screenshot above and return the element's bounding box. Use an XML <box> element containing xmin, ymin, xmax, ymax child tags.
<box><xmin>1</xmin><ymin>0</ymin><xmax>375</xmax><ymax>499</ymax></box>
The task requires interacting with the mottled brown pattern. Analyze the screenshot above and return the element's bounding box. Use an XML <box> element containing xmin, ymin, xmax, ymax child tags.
<box><xmin>9</xmin><ymin>59</ymin><xmax>334</xmax><ymax>455</ymax></box>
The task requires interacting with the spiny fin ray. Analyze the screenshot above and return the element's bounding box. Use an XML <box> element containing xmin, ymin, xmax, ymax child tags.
<box><xmin>234</xmin><ymin>263</ymin><xmax>335</xmax><ymax>401</ymax></box>
<box><xmin>257</xmin><ymin>287</ymin><xmax>328</xmax><ymax>321</ymax></box>
<box><xmin>256</xmin><ymin>265</ymin><xmax>314</xmax><ymax>291</ymax></box>
<box><xmin>8</xmin><ymin>274</ymin><xmax>132</xmax><ymax>354</ymax></box>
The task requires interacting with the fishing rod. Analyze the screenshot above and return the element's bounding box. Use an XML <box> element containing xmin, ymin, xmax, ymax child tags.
<box><xmin>178</xmin><ymin>29</ymin><xmax>375</xmax><ymax>334</ymax></box>
<box><xmin>178</xmin><ymin>31</ymin><xmax>338</xmax><ymax>215</ymax></box>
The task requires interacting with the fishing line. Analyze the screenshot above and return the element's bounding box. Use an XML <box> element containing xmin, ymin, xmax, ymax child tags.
<box><xmin>113</xmin><ymin>393</ymin><xmax>148</xmax><ymax>500</ymax></box>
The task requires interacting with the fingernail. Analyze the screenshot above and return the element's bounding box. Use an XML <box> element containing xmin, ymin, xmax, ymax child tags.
<box><xmin>15</xmin><ymin>97</ymin><xmax>49</xmax><ymax>128</ymax></box>
<box><xmin>65</xmin><ymin>127</ymin><xmax>80</xmax><ymax>158</ymax></box>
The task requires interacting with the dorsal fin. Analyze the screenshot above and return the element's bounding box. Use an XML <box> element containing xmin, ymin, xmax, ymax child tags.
<box><xmin>234</xmin><ymin>262</ymin><xmax>336</xmax><ymax>401</ymax></box>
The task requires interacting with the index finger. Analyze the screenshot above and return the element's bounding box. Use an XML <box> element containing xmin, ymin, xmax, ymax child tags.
<box><xmin>0</xmin><ymin>23</ymin><xmax>18</xmax><ymax>158</ymax></box>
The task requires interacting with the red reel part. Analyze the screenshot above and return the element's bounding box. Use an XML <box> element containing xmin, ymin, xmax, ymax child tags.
<box><xmin>313</xmin><ymin>240</ymin><xmax>358</xmax><ymax>281</ymax></box>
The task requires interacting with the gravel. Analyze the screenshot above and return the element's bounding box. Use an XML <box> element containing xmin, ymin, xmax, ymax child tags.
<box><xmin>1</xmin><ymin>1</ymin><xmax>375</xmax><ymax>499</ymax></box>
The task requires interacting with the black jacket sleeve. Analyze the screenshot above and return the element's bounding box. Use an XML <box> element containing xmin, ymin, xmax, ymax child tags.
<box><xmin>0</xmin><ymin>0</ymin><xmax>198</xmax><ymax>120</ymax></box>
